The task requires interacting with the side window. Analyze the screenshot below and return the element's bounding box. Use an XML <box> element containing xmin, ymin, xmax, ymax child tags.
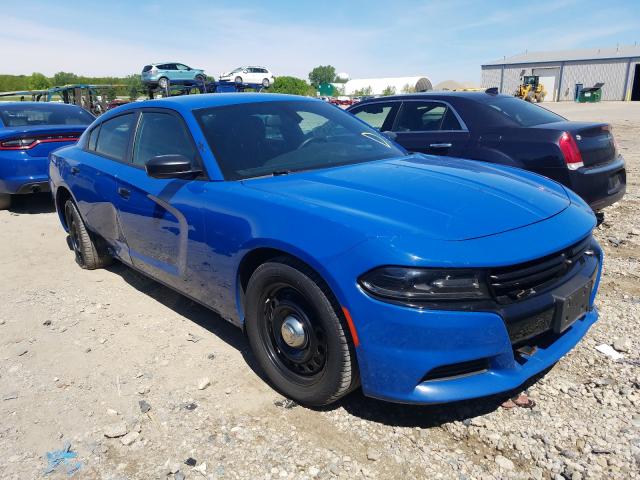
<box><xmin>176</xmin><ymin>64</ymin><xmax>189</xmax><ymax>71</ymax></box>
<box><xmin>87</xmin><ymin>125</ymin><xmax>100</xmax><ymax>151</ymax></box>
<box><xmin>351</xmin><ymin>102</ymin><xmax>396</xmax><ymax>131</ymax></box>
<box><xmin>132</xmin><ymin>112</ymin><xmax>198</xmax><ymax>167</ymax></box>
<box><xmin>94</xmin><ymin>114</ymin><xmax>136</xmax><ymax>160</ymax></box>
<box><xmin>394</xmin><ymin>102</ymin><xmax>462</xmax><ymax>132</ymax></box>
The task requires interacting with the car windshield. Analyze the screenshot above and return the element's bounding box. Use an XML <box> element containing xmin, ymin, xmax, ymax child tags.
<box><xmin>483</xmin><ymin>97</ymin><xmax>565</xmax><ymax>127</ymax></box>
<box><xmin>230</xmin><ymin>68</ymin><xmax>244</xmax><ymax>74</ymax></box>
<box><xmin>0</xmin><ymin>104</ymin><xmax>94</xmax><ymax>127</ymax></box>
<box><xmin>194</xmin><ymin>100</ymin><xmax>406</xmax><ymax>180</ymax></box>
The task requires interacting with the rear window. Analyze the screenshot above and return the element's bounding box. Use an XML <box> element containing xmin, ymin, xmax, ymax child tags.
<box><xmin>0</xmin><ymin>104</ymin><xmax>94</xmax><ymax>127</ymax></box>
<box><xmin>481</xmin><ymin>97</ymin><xmax>565</xmax><ymax>127</ymax></box>
<box><xmin>142</xmin><ymin>65</ymin><xmax>152</xmax><ymax>72</ymax></box>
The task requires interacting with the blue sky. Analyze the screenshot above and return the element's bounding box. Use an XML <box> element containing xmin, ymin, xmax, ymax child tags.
<box><xmin>1</xmin><ymin>0</ymin><xmax>639</xmax><ymax>84</ymax></box>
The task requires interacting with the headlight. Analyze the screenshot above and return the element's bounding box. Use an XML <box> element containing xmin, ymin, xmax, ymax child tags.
<box><xmin>359</xmin><ymin>267</ymin><xmax>489</xmax><ymax>302</ymax></box>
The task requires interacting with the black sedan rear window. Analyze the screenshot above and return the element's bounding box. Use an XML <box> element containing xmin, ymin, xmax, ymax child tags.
<box><xmin>0</xmin><ymin>104</ymin><xmax>94</xmax><ymax>127</ymax></box>
<box><xmin>194</xmin><ymin>100</ymin><xmax>406</xmax><ymax>180</ymax></box>
<box><xmin>481</xmin><ymin>97</ymin><xmax>565</xmax><ymax>127</ymax></box>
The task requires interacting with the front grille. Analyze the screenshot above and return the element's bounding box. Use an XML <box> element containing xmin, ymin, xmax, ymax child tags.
<box><xmin>422</xmin><ymin>358</ymin><xmax>490</xmax><ymax>382</ymax></box>
<box><xmin>489</xmin><ymin>237</ymin><xmax>591</xmax><ymax>303</ymax></box>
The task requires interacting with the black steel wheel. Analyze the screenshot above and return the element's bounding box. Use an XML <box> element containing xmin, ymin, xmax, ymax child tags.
<box><xmin>64</xmin><ymin>200</ymin><xmax>111</xmax><ymax>270</ymax></box>
<box><xmin>245</xmin><ymin>257</ymin><xmax>358</xmax><ymax>406</ymax></box>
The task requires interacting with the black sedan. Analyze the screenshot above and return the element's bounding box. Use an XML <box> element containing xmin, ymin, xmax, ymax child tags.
<box><xmin>347</xmin><ymin>92</ymin><xmax>626</xmax><ymax>213</ymax></box>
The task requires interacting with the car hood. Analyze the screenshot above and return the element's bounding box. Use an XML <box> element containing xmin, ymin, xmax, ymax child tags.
<box><xmin>245</xmin><ymin>155</ymin><xmax>570</xmax><ymax>241</ymax></box>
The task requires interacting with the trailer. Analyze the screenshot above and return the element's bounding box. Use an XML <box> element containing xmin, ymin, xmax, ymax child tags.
<box><xmin>146</xmin><ymin>78</ymin><xmax>269</xmax><ymax>99</ymax></box>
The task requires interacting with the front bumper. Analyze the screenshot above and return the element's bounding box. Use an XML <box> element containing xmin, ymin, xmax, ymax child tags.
<box><xmin>349</xmin><ymin>241</ymin><xmax>602</xmax><ymax>404</ymax></box>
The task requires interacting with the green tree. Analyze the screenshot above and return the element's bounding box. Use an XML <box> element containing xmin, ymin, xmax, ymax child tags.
<box><xmin>353</xmin><ymin>86</ymin><xmax>373</xmax><ymax>96</ymax></box>
<box><xmin>308</xmin><ymin>65</ymin><xmax>336</xmax><ymax>88</ymax></box>
<box><xmin>381</xmin><ymin>85</ymin><xmax>396</xmax><ymax>96</ymax></box>
<box><xmin>52</xmin><ymin>71</ymin><xmax>79</xmax><ymax>86</ymax></box>
<box><xmin>401</xmin><ymin>83</ymin><xmax>416</xmax><ymax>94</ymax></box>
<box><xmin>103</xmin><ymin>87</ymin><xmax>117</xmax><ymax>102</ymax></box>
<box><xmin>28</xmin><ymin>72</ymin><xmax>50</xmax><ymax>90</ymax></box>
<box><xmin>269</xmin><ymin>76</ymin><xmax>314</xmax><ymax>96</ymax></box>
<box><xmin>124</xmin><ymin>74</ymin><xmax>144</xmax><ymax>100</ymax></box>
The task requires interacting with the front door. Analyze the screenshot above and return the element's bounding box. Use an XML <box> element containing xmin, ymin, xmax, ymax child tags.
<box><xmin>391</xmin><ymin>100</ymin><xmax>470</xmax><ymax>156</ymax></box>
<box><xmin>114</xmin><ymin>109</ymin><xmax>207</xmax><ymax>297</ymax></box>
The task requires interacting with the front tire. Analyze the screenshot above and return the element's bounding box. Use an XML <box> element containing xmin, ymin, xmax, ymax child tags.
<box><xmin>234</xmin><ymin>76</ymin><xmax>243</xmax><ymax>85</ymax></box>
<box><xmin>64</xmin><ymin>200</ymin><xmax>112</xmax><ymax>270</ymax></box>
<box><xmin>0</xmin><ymin>193</ymin><xmax>11</xmax><ymax>210</ymax></box>
<box><xmin>195</xmin><ymin>74</ymin><xmax>206</xmax><ymax>84</ymax></box>
<box><xmin>245</xmin><ymin>257</ymin><xmax>358</xmax><ymax>406</ymax></box>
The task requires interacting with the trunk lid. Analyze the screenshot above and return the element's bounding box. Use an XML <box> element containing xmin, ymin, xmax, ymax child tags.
<box><xmin>0</xmin><ymin>125</ymin><xmax>85</xmax><ymax>158</ymax></box>
<box><xmin>539</xmin><ymin>121</ymin><xmax>617</xmax><ymax>168</ymax></box>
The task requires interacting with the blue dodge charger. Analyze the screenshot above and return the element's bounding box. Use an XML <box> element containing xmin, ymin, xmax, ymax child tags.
<box><xmin>0</xmin><ymin>102</ymin><xmax>94</xmax><ymax>210</ymax></box>
<box><xmin>49</xmin><ymin>93</ymin><xmax>602</xmax><ymax>406</ymax></box>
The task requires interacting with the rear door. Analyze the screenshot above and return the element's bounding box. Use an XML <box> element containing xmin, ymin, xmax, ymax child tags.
<box><xmin>391</xmin><ymin>100</ymin><xmax>470</xmax><ymax>156</ymax></box>
<box><xmin>114</xmin><ymin>109</ymin><xmax>207</xmax><ymax>297</ymax></box>
<box><xmin>348</xmin><ymin>101</ymin><xmax>400</xmax><ymax>132</ymax></box>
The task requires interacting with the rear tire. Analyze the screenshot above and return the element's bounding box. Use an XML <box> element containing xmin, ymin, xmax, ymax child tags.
<box><xmin>245</xmin><ymin>257</ymin><xmax>358</xmax><ymax>406</ymax></box>
<box><xmin>158</xmin><ymin>77</ymin><xmax>169</xmax><ymax>89</ymax></box>
<box><xmin>0</xmin><ymin>194</ymin><xmax>11</xmax><ymax>210</ymax></box>
<box><xmin>64</xmin><ymin>200</ymin><xmax>112</xmax><ymax>270</ymax></box>
<box><xmin>262</xmin><ymin>78</ymin><xmax>270</xmax><ymax>88</ymax></box>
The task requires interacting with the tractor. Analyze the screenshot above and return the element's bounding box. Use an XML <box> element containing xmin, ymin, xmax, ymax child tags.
<box><xmin>515</xmin><ymin>75</ymin><xmax>546</xmax><ymax>103</ymax></box>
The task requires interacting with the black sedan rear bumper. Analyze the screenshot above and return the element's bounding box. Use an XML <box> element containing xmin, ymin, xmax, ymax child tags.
<box><xmin>569</xmin><ymin>157</ymin><xmax>626</xmax><ymax>211</ymax></box>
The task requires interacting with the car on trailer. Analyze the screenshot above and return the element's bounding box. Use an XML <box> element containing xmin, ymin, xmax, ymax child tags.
<box><xmin>49</xmin><ymin>94</ymin><xmax>602</xmax><ymax>406</ymax></box>
<box><xmin>0</xmin><ymin>102</ymin><xmax>94</xmax><ymax>210</ymax></box>
<box><xmin>347</xmin><ymin>91</ymin><xmax>626</xmax><ymax>216</ymax></box>
<box><xmin>141</xmin><ymin>62</ymin><xmax>207</xmax><ymax>90</ymax></box>
<box><xmin>219</xmin><ymin>66</ymin><xmax>275</xmax><ymax>87</ymax></box>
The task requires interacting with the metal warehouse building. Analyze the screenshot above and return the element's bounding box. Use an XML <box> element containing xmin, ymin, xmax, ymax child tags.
<box><xmin>481</xmin><ymin>45</ymin><xmax>640</xmax><ymax>102</ymax></box>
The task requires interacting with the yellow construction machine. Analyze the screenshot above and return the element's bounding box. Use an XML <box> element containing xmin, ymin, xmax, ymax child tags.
<box><xmin>515</xmin><ymin>76</ymin><xmax>546</xmax><ymax>102</ymax></box>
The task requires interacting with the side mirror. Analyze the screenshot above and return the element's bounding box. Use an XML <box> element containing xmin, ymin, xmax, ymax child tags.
<box><xmin>381</xmin><ymin>131</ymin><xmax>397</xmax><ymax>141</ymax></box>
<box><xmin>145</xmin><ymin>154</ymin><xmax>201</xmax><ymax>179</ymax></box>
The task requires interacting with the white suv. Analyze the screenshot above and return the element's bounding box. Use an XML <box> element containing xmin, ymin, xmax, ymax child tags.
<box><xmin>219</xmin><ymin>66</ymin><xmax>275</xmax><ymax>87</ymax></box>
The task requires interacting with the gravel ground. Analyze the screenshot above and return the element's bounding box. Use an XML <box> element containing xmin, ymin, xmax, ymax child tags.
<box><xmin>0</xmin><ymin>101</ymin><xmax>638</xmax><ymax>480</ymax></box>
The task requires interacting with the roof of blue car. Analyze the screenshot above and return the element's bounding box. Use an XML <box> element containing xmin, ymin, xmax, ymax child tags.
<box><xmin>125</xmin><ymin>93</ymin><xmax>316</xmax><ymax>110</ymax></box>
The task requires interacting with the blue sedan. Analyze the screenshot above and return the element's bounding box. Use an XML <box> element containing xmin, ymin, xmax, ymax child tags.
<box><xmin>0</xmin><ymin>102</ymin><xmax>94</xmax><ymax>210</ymax></box>
<box><xmin>49</xmin><ymin>93</ymin><xmax>602</xmax><ymax>406</ymax></box>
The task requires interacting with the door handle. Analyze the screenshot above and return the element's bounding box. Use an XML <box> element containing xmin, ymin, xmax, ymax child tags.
<box><xmin>429</xmin><ymin>143</ymin><xmax>452</xmax><ymax>149</ymax></box>
<box><xmin>70</xmin><ymin>166</ymin><xmax>80</xmax><ymax>175</ymax></box>
<box><xmin>117</xmin><ymin>187</ymin><xmax>130</xmax><ymax>199</ymax></box>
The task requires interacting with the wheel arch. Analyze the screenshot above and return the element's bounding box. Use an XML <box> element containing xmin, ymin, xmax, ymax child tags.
<box><xmin>55</xmin><ymin>185</ymin><xmax>74</xmax><ymax>231</ymax></box>
<box><xmin>235</xmin><ymin>245</ymin><xmax>352</xmax><ymax>336</ymax></box>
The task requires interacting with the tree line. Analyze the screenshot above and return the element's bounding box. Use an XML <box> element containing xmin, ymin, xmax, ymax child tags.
<box><xmin>0</xmin><ymin>65</ymin><xmax>405</xmax><ymax>98</ymax></box>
